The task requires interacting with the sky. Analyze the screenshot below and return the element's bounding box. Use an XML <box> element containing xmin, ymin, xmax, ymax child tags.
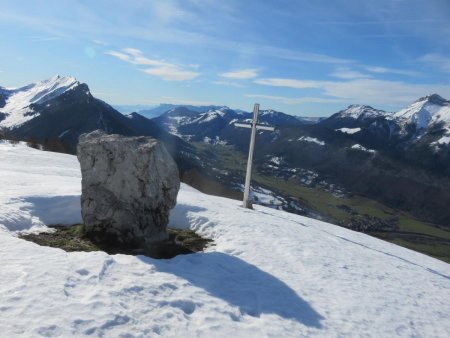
<box><xmin>1</xmin><ymin>0</ymin><xmax>450</xmax><ymax>116</ymax></box>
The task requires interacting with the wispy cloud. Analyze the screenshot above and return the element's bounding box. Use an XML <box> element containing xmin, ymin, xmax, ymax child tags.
<box><xmin>151</xmin><ymin>1</ymin><xmax>193</xmax><ymax>23</ymax></box>
<box><xmin>245</xmin><ymin>94</ymin><xmax>344</xmax><ymax>105</ymax></box>
<box><xmin>255</xmin><ymin>77</ymin><xmax>450</xmax><ymax>106</ymax></box>
<box><xmin>330</xmin><ymin>67</ymin><xmax>371</xmax><ymax>79</ymax></box>
<box><xmin>220</xmin><ymin>68</ymin><xmax>258</xmax><ymax>79</ymax></box>
<box><xmin>160</xmin><ymin>96</ymin><xmax>216</xmax><ymax>106</ymax></box>
<box><xmin>28</xmin><ymin>35</ymin><xmax>62</xmax><ymax>42</ymax></box>
<box><xmin>107</xmin><ymin>50</ymin><xmax>130</xmax><ymax>62</ymax></box>
<box><xmin>364</xmin><ymin>66</ymin><xmax>421</xmax><ymax>77</ymax></box>
<box><xmin>107</xmin><ymin>48</ymin><xmax>199</xmax><ymax>81</ymax></box>
<box><xmin>0</xmin><ymin>5</ymin><xmax>354</xmax><ymax>66</ymax></box>
<box><xmin>92</xmin><ymin>39</ymin><xmax>108</xmax><ymax>46</ymax></box>
<box><xmin>254</xmin><ymin>45</ymin><xmax>353</xmax><ymax>64</ymax></box>
<box><xmin>254</xmin><ymin>78</ymin><xmax>321</xmax><ymax>89</ymax></box>
<box><xmin>141</xmin><ymin>67</ymin><xmax>198</xmax><ymax>81</ymax></box>
<box><xmin>420</xmin><ymin>53</ymin><xmax>450</xmax><ymax>73</ymax></box>
<box><xmin>311</xmin><ymin>19</ymin><xmax>449</xmax><ymax>25</ymax></box>
<box><xmin>213</xmin><ymin>80</ymin><xmax>245</xmax><ymax>88</ymax></box>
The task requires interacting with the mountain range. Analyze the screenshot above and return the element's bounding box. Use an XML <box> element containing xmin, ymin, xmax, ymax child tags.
<box><xmin>154</xmin><ymin>96</ymin><xmax>450</xmax><ymax>225</ymax></box>
<box><xmin>1</xmin><ymin>75</ymin><xmax>450</xmax><ymax>261</ymax></box>
<box><xmin>152</xmin><ymin>94</ymin><xmax>450</xmax><ymax>170</ymax></box>
<box><xmin>0</xmin><ymin>75</ymin><xmax>190</xmax><ymax>161</ymax></box>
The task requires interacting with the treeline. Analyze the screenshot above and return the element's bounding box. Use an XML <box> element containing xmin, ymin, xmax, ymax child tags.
<box><xmin>0</xmin><ymin>129</ymin><xmax>74</xmax><ymax>154</ymax></box>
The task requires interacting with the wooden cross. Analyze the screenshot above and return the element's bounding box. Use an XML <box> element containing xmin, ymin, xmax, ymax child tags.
<box><xmin>235</xmin><ymin>103</ymin><xmax>275</xmax><ymax>209</ymax></box>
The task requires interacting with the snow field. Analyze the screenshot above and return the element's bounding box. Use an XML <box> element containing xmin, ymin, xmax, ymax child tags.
<box><xmin>0</xmin><ymin>142</ymin><xmax>449</xmax><ymax>337</ymax></box>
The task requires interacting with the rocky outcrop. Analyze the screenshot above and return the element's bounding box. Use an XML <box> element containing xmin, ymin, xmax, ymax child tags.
<box><xmin>77</xmin><ymin>130</ymin><xmax>180</xmax><ymax>250</ymax></box>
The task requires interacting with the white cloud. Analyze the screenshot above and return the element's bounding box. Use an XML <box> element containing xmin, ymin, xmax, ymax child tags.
<box><xmin>213</xmin><ymin>81</ymin><xmax>245</xmax><ymax>88</ymax></box>
<box><xmin>364</xmin><ymin>66</ymin><xmax>421</xmax><ymax>77</ymax></box>
<box><xmin>107</xmin><ymin>48</ymin><xmax>199</xmax><ymax>81</ymax></box>
<box><xmin>122</xmin><ymin>48</ymin><xmax>143</xmax><ymax>57</ymax></box>
<box><xmin>245</xmin><ymin>94</ymin><xmax>344</xmax><ymax>105</ymax></box>
<box><xmin>254</xmin><ymin>78</ymin><xmax>322</xmax><ymax>89</ymax></box>
<box><xmin>329</xmin><ymin>65</ymin><xmax>420</xmax><ymax>79</ymax></box>
<box><xmin>420</xmin><ymin>53</ymin><xmax>450</xmax><ymax>73</ymax></box>
<box><xmin>92</xmin><ymin>39</ymin><xmax>108</xmax><ymax>46</ymax></box>
<box><xmin>256</xmin><ymin>45</ymin><xmax>353</xmax><ymax>64</ymax></box>
<box><xmin>28</xmin><ymin>36</ymin><xmax>61</xmax><ymax>42</ymax></box>
<box><xmin>254</xmin><ymin>77</ymin><xmax>450</xmax><ymax>106</ymax></box>
<box><xmin>321</xmin><ymin>79</ymin><xmax>442</xmax><ymax>104</ymax></box>
<box><xmin>151</xmin><ymin>1</ymin><xmax>192</xmax><ymax>24</ymax></box>
<box><xmin>220</xmin><ymin>69</ymin><xmax>258</xmax><ymax>79</ymax></box>
<box><xmin>330</xmin><ymin>67</ymin><xmax>371</xmax><ymax>79</ymax></box>
<box><xmin>0</xmin><ymin>6</ymin><xmax>354</xmax><ymax>66</ymax></box>
<box><xmin>106</xmin><ymin>50</ymin><xmax>130</xmax><ymax>62</ymax></box>
<box><xmin>142</xmin><ymin>66</ymin><xmax>198</xmax><ymax>81</ymax></box>
<box><xmin>160</xmin><ymin>96</ymin><xmax>216</xmax><ymax>106</ymax></box>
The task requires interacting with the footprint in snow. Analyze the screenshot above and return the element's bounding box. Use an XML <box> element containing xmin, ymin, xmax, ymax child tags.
<box><xmin>162</xmin><ymin>300</ymin><xmax>197</xmax><ymax>315</ymax></box>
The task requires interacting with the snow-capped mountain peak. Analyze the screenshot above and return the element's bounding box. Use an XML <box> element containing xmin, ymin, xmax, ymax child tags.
<box><xmin>416</xmin><ymin>93</ymin><xmax>449</xmax><ymax>106</ymax></box>
<box><xmin>337</xmin><ymin>104</ymin><xmax>386</xmax><ymax>119</ymax></box>
<box><xmin>0</xmin><ymin>75</ymin><xmax>81</xmax><ymax>129</ymax></box>
<box><xmin>394</xmin><ymin>93</ymin><xmax>450</xmax><ymax>130</ymax></box>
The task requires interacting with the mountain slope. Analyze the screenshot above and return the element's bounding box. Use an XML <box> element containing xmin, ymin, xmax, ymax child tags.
<box><xmin>0</xmin><ymin>75</ymin><xmax>80</xmax><ymax>128</ymax></box>
<box><xmin>0</xmin><ymin>76</ymin><xmax>188</xmax><ymax>157</ymax></box>
<box><xmin>394</xmin><ymin>94</ymin><xmax>450</xmax><ymax>134</ymax></box>
<box><xmin>0</xmin><ymin>141</ymin><xmax>449</xmax><ymax>337</ymax></box>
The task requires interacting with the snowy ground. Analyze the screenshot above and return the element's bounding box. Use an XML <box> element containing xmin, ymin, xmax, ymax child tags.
<box><xmin>0</xmin><ymin>142</ymin><xmax>449</xmax><ymax>337</ymax></box>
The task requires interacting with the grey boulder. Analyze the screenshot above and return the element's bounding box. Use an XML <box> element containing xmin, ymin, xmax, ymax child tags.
<box><xmin>77</xmin><ymin>130</ymin><xmax>180</xmax><ymax>250</ymax></box>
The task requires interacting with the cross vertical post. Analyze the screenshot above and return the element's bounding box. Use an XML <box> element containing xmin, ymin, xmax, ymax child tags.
<box><xmin>234</xmin><ymin>103</ymin><xmax>275</xmax><ymax>209</ymax></box>
<box><xmin>242</xmin><ymin>103</ymin><xmax>259</xmax><ymax>208</ymax></box>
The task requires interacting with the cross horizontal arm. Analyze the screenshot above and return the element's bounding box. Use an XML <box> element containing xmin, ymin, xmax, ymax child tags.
<box><xmin>255</xmin><ymin>125</ymin><xmax>275</xmax><ymax>131</ymax></box>
<box><xmin>234</xmin><ymin>123</ymin><xmax>252</xmax><ymax>129</ymax></box>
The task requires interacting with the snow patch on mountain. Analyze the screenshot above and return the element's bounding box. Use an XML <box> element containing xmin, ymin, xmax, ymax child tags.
<box><xmin>251</xmin><ymin>186</ymin><xmax>286</xmax><ymax>208</ymax></box>
<box><xmin>430</xmin><ymin>134</ymin><xmax>450</xmax><ymax>151</ymax></box>
<box><xmin>234</xmin><ymin>183</ymin><xmax>288</xmax><ymax>209</ymax></box>
<box><xmin>0</xmin><ymin>75</ymin><xmax>79</xmax><ymax>129</ymax></box>
<box><xmin>435</xmin><ymin>135</ymin><xmax>450</xmax><ymax>145</ymax></box>
<box><xmin>298</xmin><ymin>136</ymin><xmax>325</xmax><ymax>146</ymax></box>
<box><xmin>269</xmin><ymin>156</ymin><xmax>283</xmax><ymax>165</ymax></box>
<box><xmin>351</xmin><ymin>144</ymin><xmax>376</xmax><ymax>153</ymax></box>
<box><xmin>336</xmin><ymin>127</ymin><xmax>361</xmax><ymax>134</ymax></box>
<box><xmin>198</xmin><ymin>110</ymin><xmax>224</xmax><ymax>123</ymax></box>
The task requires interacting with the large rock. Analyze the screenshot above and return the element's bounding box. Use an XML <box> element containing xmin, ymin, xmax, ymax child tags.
<box><xmin>77</xmin><ymin>130</ymin><xmax>180</xmax><ymax>249</ymax></box>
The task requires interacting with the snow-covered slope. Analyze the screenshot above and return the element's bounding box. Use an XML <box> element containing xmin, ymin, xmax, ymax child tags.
<box><xmin>335</xmin><ymin>104</ymin><xmax>386</xmax><ymax>119</ymax></box>
<box><xmin>0</xmin><ymin>142</ymin><xmax>449</xmax><ymax>337</ymax></box>
<box><xmin>327</xmin><ymin>95</ymin><xmax>450</xmax><ymax>140</ymax></box>
<box><xmin>0</xmin><ymin>75</ymin><xmax>80</xmax><ymax>128</ymax></box>
<box><xmin>393</xmin><ymin>94</ymin><xmax>450</xmax><ymax>143</ymax></box>
<box><xmin>394</xmin><ymin>94</ymin><xmax>450</xmax><ymax>129</ymax></box>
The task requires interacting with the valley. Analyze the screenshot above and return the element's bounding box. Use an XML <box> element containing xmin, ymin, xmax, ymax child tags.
<box><xmin>188</xmin><ymin>141</ymin><xmax>450</xmax><ymax>263</ymax></box>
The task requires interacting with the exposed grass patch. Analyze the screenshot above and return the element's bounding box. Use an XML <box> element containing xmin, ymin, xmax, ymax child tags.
<box><xmin>255</xmin><ymin>173</ymin><xmax>450</xmax><ymax>263</ymax></box>
<box><xmin>20</xmin><ymin>225</ymin><xmax>214</xmax><ymax>259</ymax></box>
<box><xmin>371</xmin><ymin>232</ymin><xmax>450</xmax><ymax>264</ymax></box>
<box><xmin>191</xmin><ymin>142</ymin><xmax>450</xmax><ymax>263</ymax></box>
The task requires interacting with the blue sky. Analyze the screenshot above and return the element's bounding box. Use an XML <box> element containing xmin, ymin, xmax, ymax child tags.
<box><xmin>1</xmin><ymin>0</ymin><xmax>450</xmax><ymax>116</ymax></box>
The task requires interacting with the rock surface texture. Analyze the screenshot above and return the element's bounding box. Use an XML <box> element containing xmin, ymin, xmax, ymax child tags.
<box><xmin>77</xmin><ymin>131</ymin><xmax>180</xmax><ymax>249</ymax></box>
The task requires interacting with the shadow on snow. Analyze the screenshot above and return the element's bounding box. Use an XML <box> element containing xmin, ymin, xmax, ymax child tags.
<box><xmin>138</xmin><ymin>252</ymin><xmax>324</xmax><ymax>328</ymax></box>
